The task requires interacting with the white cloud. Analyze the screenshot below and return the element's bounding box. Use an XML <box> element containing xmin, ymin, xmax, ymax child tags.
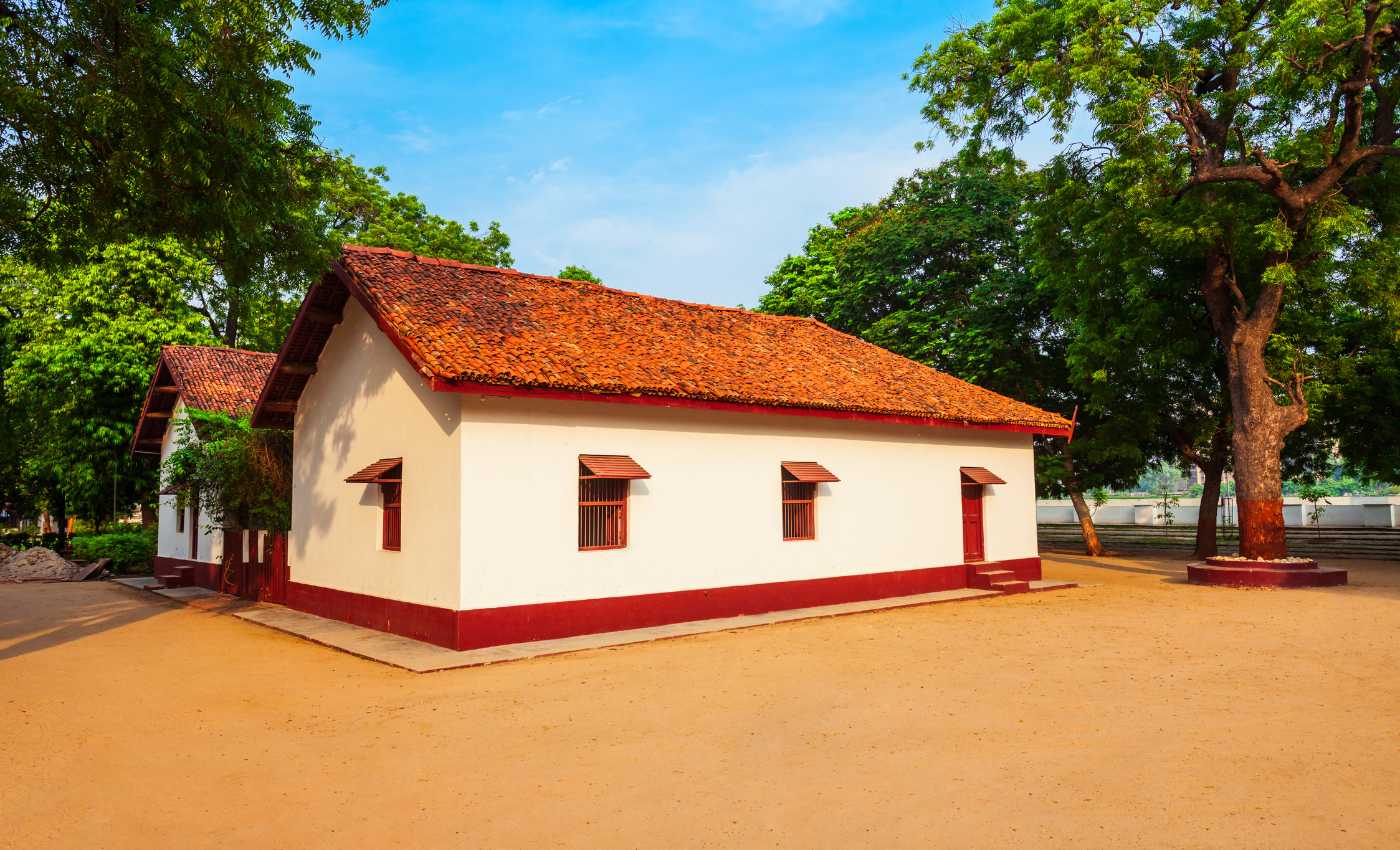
<box><xmin>498</xmin><ymin>118</ymin><xmax>932</xmax><ymax>305</ymax></box>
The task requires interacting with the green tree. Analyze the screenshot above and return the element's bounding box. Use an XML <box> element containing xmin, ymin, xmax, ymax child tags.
<box><xmin>557</xmin><ymin>265</ymin><xmax>601</xmax><ymax>283</ymax></box>
<box><xmin>760</xmin><ymin>152</ymin><xmax>1146</xmax><ymax>555</ymax></box>
<box><xmin>224</xmin><ymin>156</ymin><xmax>515</xmax><ymax>351</ymax></box>
<box><xmin>162</xmin><ymin>411</ymin><xmax>292</xmax><ymax>533</ymax></box>
<box><xmin>911</xmin><ymin>0</ymin><xmax>1400</xmax><ymax>559</ymax></box>
<box><xmin>323</xmin><ymin>158</ymin><xmax>513</xmax><ymax>267</ymax></box>
<box><xmin>1033</xmin><ymin>155</ymin><xmax>1235</xmax><ymax>556</ymax></box>
<box><xmin>3</xmin><ymin>240</ymin><xmax>214</xmax><ymax>543</ymax></box>
<box><xmin>0</xmin><ymin>0</ymin><xmax>385</xmax><ymax>346</ymax></box>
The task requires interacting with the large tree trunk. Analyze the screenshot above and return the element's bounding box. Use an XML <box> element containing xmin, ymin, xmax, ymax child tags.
<box><xmin>1201</xmin><ymin>249</ymin><xmax>1305</xmax><ymax>561</ymax></box>
<box><xmin>1194</xmin><ymin>459</ymin><xmax>1224</xmax><ymax>559</ymax></box>
<box><xmin>1068</xmin><ymin>489</ymin><xmax>1106</xmax><ymax>556</ymax></box>
<box><xmin>1224</xmin><ymin>334</ymin><xmax>1293</xmax><ymax>559</ymax></box>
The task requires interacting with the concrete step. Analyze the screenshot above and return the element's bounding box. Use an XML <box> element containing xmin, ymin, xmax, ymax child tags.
<box><xmin>155</xmin><ymin>566</ymin><xmax>194</xmax><ymax>588</ymax></box>
<box><xmin>991</xmin><ymin>580</ymin><xmax>1030</xmax><ymax>594</ymax></box>
<box><xmin>969</xmin><ymin>569</ymin><xmax>1016</xmax><ymax>590</ymax></box>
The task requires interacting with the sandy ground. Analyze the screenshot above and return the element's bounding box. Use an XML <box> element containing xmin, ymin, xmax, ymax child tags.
<box><xmin>2</xmin><ymin>554</ymin><xmax>1399</xmax><ymax>850</ymax></box>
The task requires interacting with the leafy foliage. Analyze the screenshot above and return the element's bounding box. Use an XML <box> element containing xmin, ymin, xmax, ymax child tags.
<box><xmin>324</xmin><ymin>157</ymin><xmax>513</xmax><ymax>267</ymax></box>
<box><xmin>760</xmin><ymin>152</ymin><xmax>1145</xmax><ymax>497</ymax></box>
<box><xmin>71</xmin><ymin>526</ymin><xmax>156</xmax><ymax>574</ymax></box>
<box><xmin>161</xmin><ymin>410</ymin><xmax>292</xmax><ymax>532</ymax></box>
<box><xmin>3</xmin><ymin>239</ymin><xmax>214</xmax><ymax>524</ymax></box>
<box><xmin>557</xmin><ymin>265</ymin><xmax>601</xmax><ymax>283</ymax></box>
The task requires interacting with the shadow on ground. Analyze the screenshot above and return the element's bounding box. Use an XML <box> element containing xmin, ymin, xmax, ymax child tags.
<box><xmin>0</xmin><ymin>582</ymin><xmax>166</xmax><ymax>661</ymax></box>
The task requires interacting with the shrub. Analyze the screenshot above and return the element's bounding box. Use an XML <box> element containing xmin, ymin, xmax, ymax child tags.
<box><xmin>0</xmin><ymin>529</ymin><xmax>60</xmax><ymax>551</ymax></box>
<box><xmin>71</xmin><ymin>527</ymin><xmax>157</xmax><ymax>574</ymax></box>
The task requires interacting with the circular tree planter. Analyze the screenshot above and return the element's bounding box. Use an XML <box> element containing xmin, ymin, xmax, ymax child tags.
<box><xmin>1187</xmin><ymin>555</ymin><xmax>1347</xmax><ymax>587</ymax></box>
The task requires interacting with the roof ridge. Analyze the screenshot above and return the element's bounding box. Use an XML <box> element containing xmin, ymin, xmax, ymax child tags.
<box><xmin>340</xmin><ymin>244</ymin><xmax>824</xmax><ymax>326</ymax></box>
<box><xmin>163</xmin><ymin>343</ymin><xmax>277</xmax><ymax>358</ymax></box>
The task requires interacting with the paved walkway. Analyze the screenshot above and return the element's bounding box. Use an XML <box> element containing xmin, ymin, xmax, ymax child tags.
<box><xmin>113</xmin><ymin>576</ymin><xmax>1075</xmax><ymax>671</ymax></box>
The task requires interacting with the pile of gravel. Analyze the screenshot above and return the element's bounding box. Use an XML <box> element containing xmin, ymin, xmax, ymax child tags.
<box><xmin>0</xmin><ymin>547</ymin><xmax>85</xmax><ymax>582</ymax></box>
<box><xmin>0</xmin><ymin>542</ymin><xmax>13</xmax><ymax>562</ymax></box>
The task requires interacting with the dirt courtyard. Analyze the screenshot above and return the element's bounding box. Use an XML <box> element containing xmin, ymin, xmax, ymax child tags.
<box><xmin>3</xmin><ymin>554</ymin><xmax>1399</xmax><ymax>849</ymax></box>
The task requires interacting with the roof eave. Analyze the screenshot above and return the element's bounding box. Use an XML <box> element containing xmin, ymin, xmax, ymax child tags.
<box><xmin>429</xmin><ymin>377</ymin><xmax>1072</xmax><ymax>437</ymax></box>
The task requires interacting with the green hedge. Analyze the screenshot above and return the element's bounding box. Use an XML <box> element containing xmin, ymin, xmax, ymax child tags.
<box><xmin>70</xmin><ymin>527</ymin><xmax>157</xmax><ymax>574</ymax></box>
<box><xmin>0</xmin><ymin>529</ymin><xmax>61</xmax><ymax>551</ymax></box>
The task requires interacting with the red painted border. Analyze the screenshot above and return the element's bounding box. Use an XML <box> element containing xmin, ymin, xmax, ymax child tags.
<box><xmin>282</xmin><ymin>556</ymin><xmax>1041</xmax><ymax>652</ymax></box>
<box><xmin>153</xmin><ymin>555</ymin><xmax>221</xmax><ymax>592</ymax></box>
<box><xmin>433</xmin><ymin>378</ymin><xmax>1071</xmax><ymax>437</ymax></box>
<box><xmin>285</xmin><ymin>581</ymin><xmax>459</xmax><ymax>648</ymax></box>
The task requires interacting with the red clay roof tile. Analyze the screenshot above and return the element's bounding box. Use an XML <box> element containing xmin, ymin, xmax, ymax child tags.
<box><xmin>132</xmin><ymin>346</ymin><xmax>276</xmax><ymax>454</ymax></box>
<box><xmin>256</xmin><ymin>245</ymin><xmax>1071</xmax><ymax>433</ymax></box>
<box><xmin>161</xmin><ymin>345</ymin><xmax>276</xmax><ymax>414</ymax></box>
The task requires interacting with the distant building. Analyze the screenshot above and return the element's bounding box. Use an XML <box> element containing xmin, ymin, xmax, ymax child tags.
<box><xmin>132</xmin><ymin>345</ymin><xmax>275</xmax><ymax>587</ymax></box>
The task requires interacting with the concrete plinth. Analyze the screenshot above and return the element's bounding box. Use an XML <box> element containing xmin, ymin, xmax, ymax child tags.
<box><xmin>1187</xmin><ymin>556</ymin><xmax>1348</xmax><ymax>588</ymax></box>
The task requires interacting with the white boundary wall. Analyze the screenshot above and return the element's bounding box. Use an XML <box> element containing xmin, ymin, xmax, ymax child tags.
<box><xmin>1038</xmin><ymin>496</ymin><xmax>1400</xmax><ymax>528</ymax></box>
<box><xmin>155</xmin><ymin>398</ymin><xmax>222</xmax><ymax>564</ymax></box>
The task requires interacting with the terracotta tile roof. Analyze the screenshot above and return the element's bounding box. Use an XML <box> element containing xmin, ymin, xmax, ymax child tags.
<box><xmin>132</xmin><ymin>346</ymin><xmax>276</xmax><ymax>454</ymax></box>
<box><xmin>254</xmin><ymin>245</ymin><xmax>1071</xmax><ymax>434</ymax></box>
<box><xmin>161</xmin><ymin>345</ymin><xmax>276</xmax><ymax>414</ymax></box>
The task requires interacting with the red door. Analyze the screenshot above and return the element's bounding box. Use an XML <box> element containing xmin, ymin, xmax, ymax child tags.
<box><xmin>260</xmin><ymin>533</ymin><xmax>289</xmax><ymax>604</ymax></box>
<box><xmin>961</xmin><ymin>484</ymin><xmax>985</xmax><ymax>562</ymax></box>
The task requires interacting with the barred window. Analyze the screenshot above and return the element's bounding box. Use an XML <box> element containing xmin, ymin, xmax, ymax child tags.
<box><xmin>780</xmin><ymin>462</ymin><xmax>838</xmax><ymax>541</ymax></box>
<box><xmin>578</xmin><ymin>472</ymin><xmax>628</xmax><ymax>550</ymax></box>
<box><xmin>782</xmin><ymin>481</ymin><xmax>816</xmax><ymax>540</ymax></box>
<box><xmin>577</xmin><ymin>455</ymin><xmax>650</xmax><ymax>551</ymax></box>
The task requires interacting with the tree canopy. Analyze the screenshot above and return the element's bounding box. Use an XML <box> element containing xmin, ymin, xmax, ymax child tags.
<box><xmin>909</xmin><ymin>0</ymin><xmax>1400</xmax><ymax>557</ymax></box>
<box><xmin>3</xmin><ymin>240</ymin><xmax>216</xmax><ymax>527</ymax></box>
<box><xmin>557</xmin><ymin>265</ymin><xmax>601</xmax><ymax>283</ymax></box>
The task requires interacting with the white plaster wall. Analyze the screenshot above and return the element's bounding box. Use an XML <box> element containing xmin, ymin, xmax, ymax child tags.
<box><xmin>290</xmin><ymin>299</ymin><xmax>462</xmax><ymax>608</ymax></box>
<box><xmin>457</xmin><ymin>395</ymin><xmax>1039</xmax><ymax>610</ymax></box>
<box><xmin>155</xmin><ymin>398</ymin><xmax>222</xmax><ymax>564</ymax></box>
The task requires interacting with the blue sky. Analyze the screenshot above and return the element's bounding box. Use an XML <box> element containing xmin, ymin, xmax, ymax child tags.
<box><xmin>293</xmin><ymin>1</ymin><xmax>1012</xmax><ymax>306</ymax></box>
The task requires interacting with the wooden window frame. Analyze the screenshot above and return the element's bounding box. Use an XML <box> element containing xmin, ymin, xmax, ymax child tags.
<box><xmin>175</xmin><ymin>500</ymin><xmax>185</xmax><ymax>533</ymax></box>
<box><xmin>578</xmin><ymin>465</ymin><xmax>629</xmax><ymax>551</ymax></box>
<box><xmin>380</xmin><ymin>479</ymin><xmax>402</xmax><ymax>552</ymax></box>
<box><xmin>782</xmin><ymin>480</ymin><xmax>817</xmax><ymax>541</ymax></box>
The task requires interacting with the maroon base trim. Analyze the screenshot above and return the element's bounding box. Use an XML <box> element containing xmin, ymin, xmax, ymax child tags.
<box><xmin>153</xmin><ymin>555</ymin><xmax>221</xmax><ymax>592</ymax></box>
<box><xmin>285</xmin><ymin>581</ymin><xmax>458</xmax><ymax>648</ymax></box>
<box><xmin>284</xmin><ymin>556</ymin><xmax>1042</xmax><ymax>652</ymax></box>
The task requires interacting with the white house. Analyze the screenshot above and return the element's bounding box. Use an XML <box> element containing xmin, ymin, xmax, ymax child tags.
<box><xmin>250</xmin><ymin>245</ymin><xmax>1072</xmax><ymax>650</ymax></box>
<box><xmin>133</xmin><ymin>345</ymin><xmax>275</xmax><ymax>589</ymax></box>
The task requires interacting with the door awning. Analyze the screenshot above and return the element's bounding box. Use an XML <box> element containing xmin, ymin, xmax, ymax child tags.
<box><xmin>346</xmin><ymin>457</ymin><xmax>402</xmax><ymax>483</ymax></box>
<box><xmin>579</xmin><ymin>454</ymin><xmax>651</xmax><ymax>479</ymax></box>
<box><xmin>960</xmin><ymin>466</ymin><xmax>1005</xmax><ymax>485</ymax></box>
<box><xmin>782</xmin><ymin>461</ymin><xmax>840</xmax><ymax>483</ymax></box>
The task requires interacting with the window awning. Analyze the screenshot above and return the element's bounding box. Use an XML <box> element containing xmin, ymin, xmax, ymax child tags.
<box><xmin>960</xmin><ymin>466</ymin><xmax>1005</xmax><ymax>485</ymax></box>
<box><xmin>579</xmin><ymin>454</ymin><xmax>651</xmax><ymax>479</ymax></box>
<box><xmin>346</xmin><ymin>457</ymin><xmax>402</xmax><ymax>483</ymax></box>
<box><xmin>782</xmin><ymin>461</ymin><xmax>840</xmax><ymax>483</ymax></box>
